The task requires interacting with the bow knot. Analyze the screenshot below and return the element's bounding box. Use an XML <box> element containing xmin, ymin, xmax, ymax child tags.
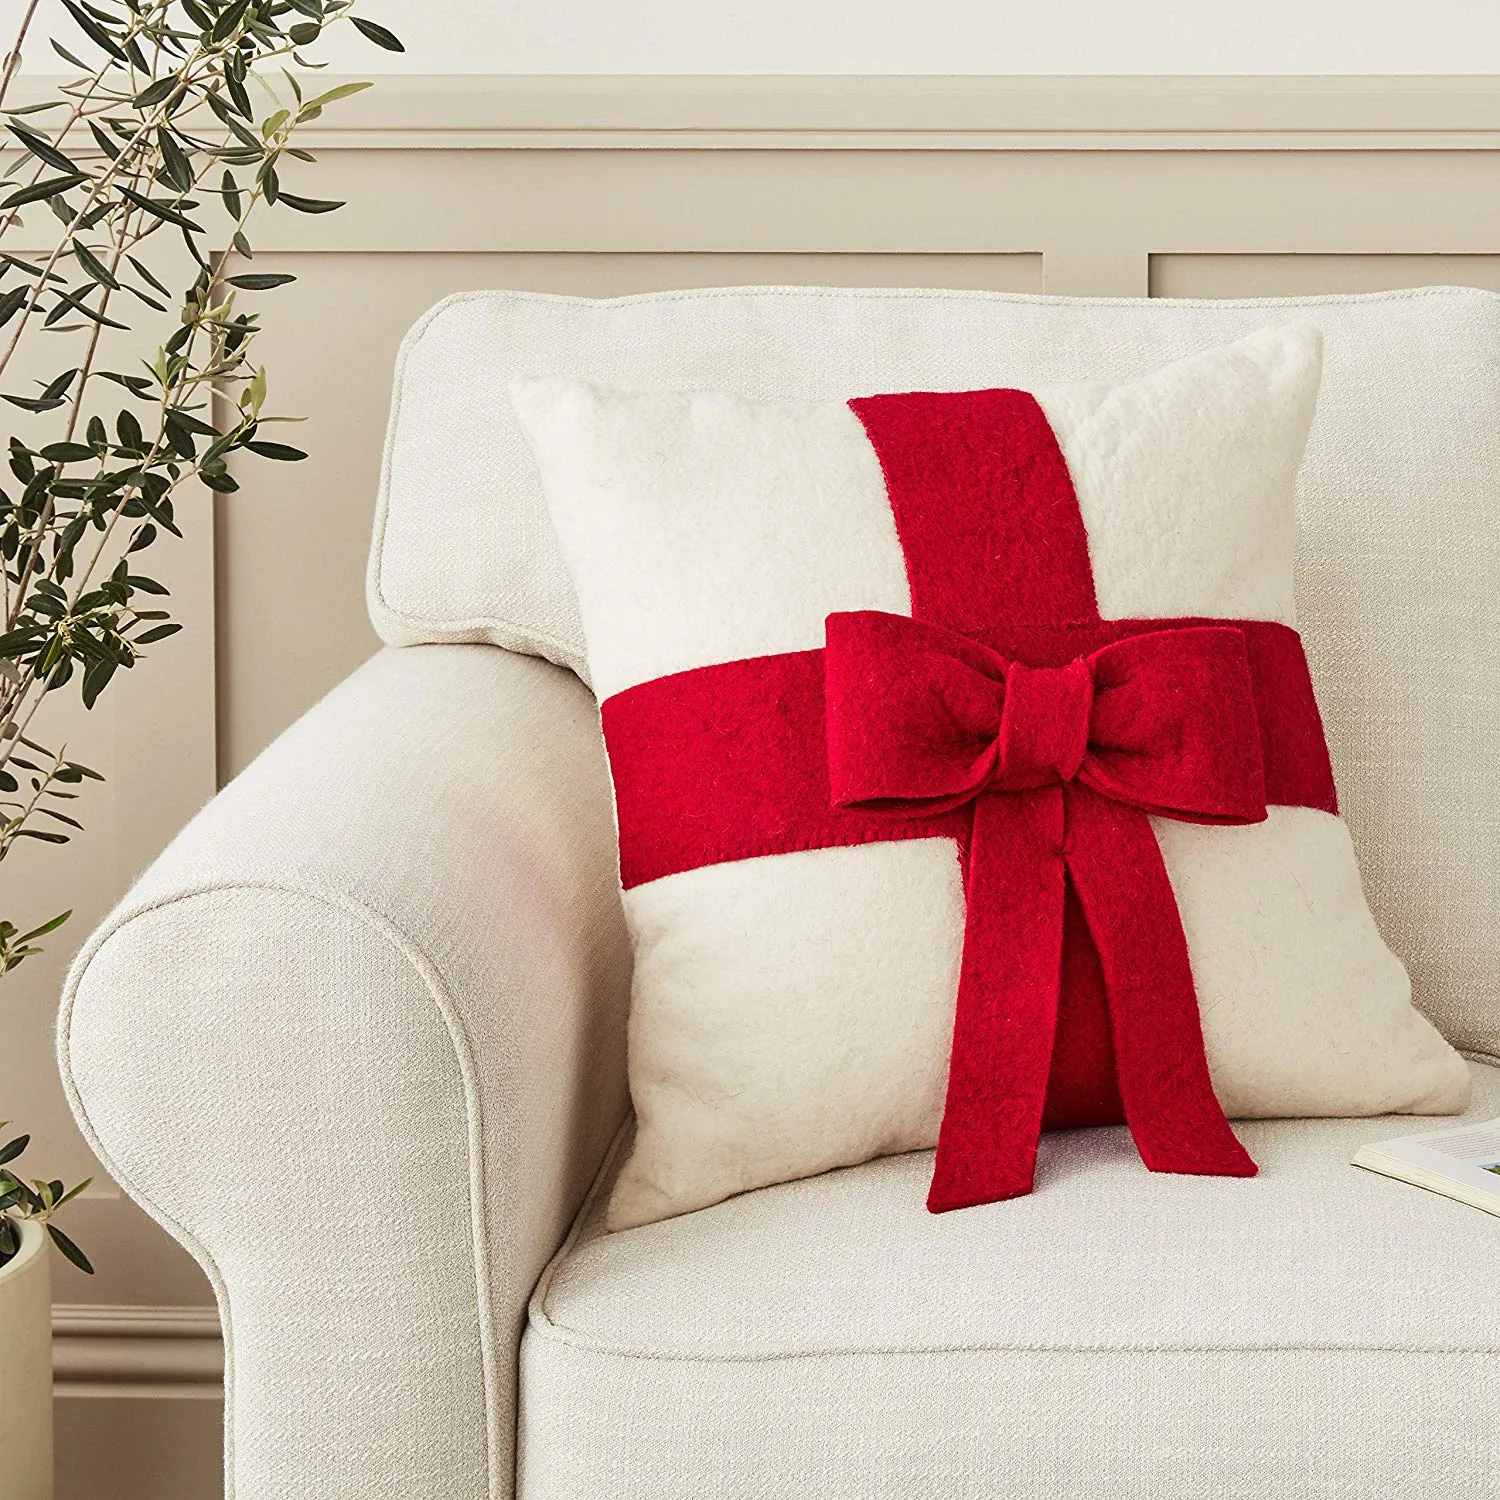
<box><xmin>993</xmin><ymin>658</ymin><xmax>1093</xmax><ymax>792</ymax></box>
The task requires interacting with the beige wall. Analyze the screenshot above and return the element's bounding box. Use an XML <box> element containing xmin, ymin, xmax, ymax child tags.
<box><xmin>7</xmin><ymin>74</ymin><xmax>1500</xmax><ymax>1496</ymax></box>
<box><xmin>31</xmin><ymin>0</ymin><xmax>1500</xmax><ymax>74</ymax></box>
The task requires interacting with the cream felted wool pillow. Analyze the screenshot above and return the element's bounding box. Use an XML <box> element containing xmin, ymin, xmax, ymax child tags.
<box><xmin>510</xmin><ymin>326</ymin><xmax>1470</xmax><ymax>1231</ymax></box>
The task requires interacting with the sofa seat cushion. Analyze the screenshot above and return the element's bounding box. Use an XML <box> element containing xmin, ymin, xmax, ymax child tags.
<box><xmin>518</xmin><ymin>1059</ymin><xmax>1500</xmax><ymax>1499</ymax></box>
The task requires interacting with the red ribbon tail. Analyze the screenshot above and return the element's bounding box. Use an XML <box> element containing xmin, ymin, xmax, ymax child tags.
<box><xmin>1064</xmin><ymin>785</ymin><xmax>1257</xmax><ymax>1180</ymax></box>
<box><xmin>928</xmin><ymin>788</ymin><xmax>1066</xmax><ymax>1212</ymax></box>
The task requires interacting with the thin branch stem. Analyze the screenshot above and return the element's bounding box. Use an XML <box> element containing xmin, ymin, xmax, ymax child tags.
<box><xmin>0</xmin><ymin>739</ymin><xmax>63</xmax><ymax>863</ymax></box>
<box><xmin>0</xmin><ymin>0</ymin><xmax>42</xmax><ymax>115</ymax></box>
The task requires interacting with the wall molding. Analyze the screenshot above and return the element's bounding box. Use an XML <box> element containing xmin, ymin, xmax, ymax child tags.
<box><xmin>247</xmin><ymin>74</ymin><xmax>1500</xmax><ymax>152</ymax></box>
<box><xmin>14</xmin><ymin>74</ymin><xmax>1500</xmax><ymax>152</ymax></box>
<box><xmin>53</xmin><ymin>1304</ymin><xmax>222</xmax><ymax>1394</ymax></box>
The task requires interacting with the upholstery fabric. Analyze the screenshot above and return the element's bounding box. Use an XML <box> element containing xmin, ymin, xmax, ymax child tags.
<box><xmin>371</xmin><ymin>284</ymin><xmax>1500</xmax><ymax>1062</ymax></box>
<box><xmin>510</xmin><ymin>334</ymin><xmax>1467</xmax><ymax>1228</ymax></box>
<box><xmin>519</xmin><ymin>1060</ymin><xmax>1500</xmax><ymax>1500</ymax></box>
<box><xmin>58</xmin><ymin>645</ymin><xmax>632</xmax><ymax>1500</ymax></box>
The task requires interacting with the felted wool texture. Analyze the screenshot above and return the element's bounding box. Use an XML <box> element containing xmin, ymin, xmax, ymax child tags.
<box><xmin>821</xmin><ymin>614</ymin><xmax>1272</xmax><ymax>1203</ymax></box>
<box><xmin>511</xmin><ymin>327</ymin><xmax>1471</xmax><ymax>1230</ymax></box>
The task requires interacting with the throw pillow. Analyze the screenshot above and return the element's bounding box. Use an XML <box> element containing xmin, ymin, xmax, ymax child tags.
<box><xmin>510</xmin><ymin>325</ymin><xmax>1471</xmax><ymax>1231</ymax></box>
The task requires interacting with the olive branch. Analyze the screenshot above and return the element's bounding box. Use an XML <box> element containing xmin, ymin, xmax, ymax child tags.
<box><xmin>0</xmin><ymin>0</ymin><xmax>400</xmax><ymax>975</ymax></box>
<box><xmin>0</xmin><ymin>0</ymin><xmax>402</xmax><ymax>1270</ymax></box>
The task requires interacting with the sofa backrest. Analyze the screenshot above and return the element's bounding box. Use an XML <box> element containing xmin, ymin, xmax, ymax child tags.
<box><xmin>371</xmin><ymin>284</ymin><xmax>1500</xmax><ymax>1057</ymax></box>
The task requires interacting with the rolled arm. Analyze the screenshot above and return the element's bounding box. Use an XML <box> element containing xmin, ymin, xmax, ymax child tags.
<box><xmin>58</xmin><ymin>644</ymin><xmax>632</xmax><ymax>1500</ymax></box>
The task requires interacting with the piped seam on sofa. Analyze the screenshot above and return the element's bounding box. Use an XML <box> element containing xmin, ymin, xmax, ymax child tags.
<box><xmin>521</xmin><ymin>1331</ymin><xmax>1500</xmax><ymax>1366</ymax></box>
<box><xmin>58</xmin><ymin>879</ymin><xmax>504</xmax><ymax>1500</ymax></box>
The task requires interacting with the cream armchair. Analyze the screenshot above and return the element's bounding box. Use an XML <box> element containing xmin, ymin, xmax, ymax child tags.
<box><xmin>62</xmin><ymin>643</ymin><xmax>632</xmax><ymax>1495</ymax></box>
<box><xmin>60</xmin><ymin>286</ymin><xmax>1500</xmax><ymax>1498</ymax></box>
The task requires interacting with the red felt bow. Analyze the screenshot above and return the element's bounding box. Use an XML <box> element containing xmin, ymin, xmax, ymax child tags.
<box><xmin>823</xmin><ymin>610</ymin><xmax>1265</xmax><ymax>1210</ymax></box>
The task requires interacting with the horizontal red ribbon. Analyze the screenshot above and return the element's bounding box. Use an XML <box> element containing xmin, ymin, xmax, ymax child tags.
<box><xmin>603</xmin><ymin>616</ymin><xmax>1336</xmax><ymax>892</ymax></box>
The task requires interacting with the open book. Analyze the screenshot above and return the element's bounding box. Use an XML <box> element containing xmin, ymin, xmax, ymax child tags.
<box><xmin>1353</xmin><ymin>1117</ymin><xmax>1500</xmax><ymax>1217</ymax></box>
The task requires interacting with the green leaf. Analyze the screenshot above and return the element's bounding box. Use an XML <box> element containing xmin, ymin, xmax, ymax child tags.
<box><xmin>0</xmin><ymin>1135</ymin><xmax>29</xmax><ymax>1166</ymax></box>
<box><xmin>210</xmin><ymin>0</ymin><xmax>253</xmax><ymax>44</ymax></box>
<box><xmin>126</xmin><ymin>255</ymin><xmax>171</xmax><ymax>298</ymax></box>
<box><xmin>46</xmin><ymin>1222</ymin><xmax>94</xmax><ymax>1275</ymax></box>
<box><xmin>124</xmin><ymin>574</ymin><xmax>168</xmax><ymax>594</ymax></box>
<box><xmin>305</xmin><ymin>80</ymin><xmax>374</xmax><ymax>111</ymax></box>
<box><xmin>288</xmin><ymin>21</ymin><xmax>320</xmax><ymax>45</ymax></box>
<box><xmin>219</xmin><ymin>170</ymin><xmax>241</xmax><ymax>221</ymax></box>
<box><xmin>156</xmin><ymin>129</ymin><xmax>193</xmax><ymax>194</ymax></box>
<box><xmin>0</xmin><ymin>173</ymin><xmax>87</xmax><ymax>210</ymax></box>
<box><xmin>16</xmin><ymin>911</ymin><xmax>70</xmax><ymax>943</ymax></box>
<box><xmin>0</xmin><ymin>286</ymin><xmax>27</xmax><ymax>327</ymax></box>
<box><xmin>226</xmin><ymin>273</ymin><xmax>294</xmax><ymax>291</ymax></box>
<box><xmin>3</xmin><ymin>394</ymin><xmax>66</xmax><ymax>413</ymax></box>
<box><xmin>60</xmin><ymin>1</ymin><xmax>128</xmax><ymax>63</ymax></box>
<box><xmin>8</xmin><ymin>123</ymin><xmax>79</xmax><ymax>175</ymax></box>
<box><xmin>80</xmin><ymin>656</ymin><xmax>118</xmax><ymax>710</ymax></box>
<box><xmin>122</xmin><ymin>284</ymin><xmax>166</xmax><ymax>313</ymax></box>
<box><xmin>44</xmin><ymin>287</ymin><xmax>129</xmax><ymax>332</ymax></box>
<box><xmin>351</xmin><ymin>16</ymin><xmax>405</xmax><ymax>51</ymax></box>
<box><xmin>167</xmin><ymin>409</ymin><xmax>218</xmax><ymax>438</ymax></box>
<box><xmin>87</xmin><ymin>118</ymin><xmax>115</xmax><ymax>158</ymax></box>
<box><xmin>49</xmin><ymin>39</ymin><xmax>91</xmax><ymax>71</ymax></box>
<box><xmin>116</xmin><ymin>186</ymin><xmax>204</xmax><ymax>233</ymax></box>
<box><xmin>244</xmin><ymin>439</ymin><xmax>307</xmax><ymax>461</ymax></box>
<box><xmin>39</xmin><ymin>443</ymin><xmax>96</xmax><ymax>463</ymax></box>
<box><xmin>71</xmin><ymin>239</ymin><xmax>120</xmax><ymax>290</ymax></box>
<box><xmin>207</xmin><ymin>93</ymin><xmax>260</xmax><ymax>145</ymax></box>
<box><xmin>52</xmin><ymin>1177</ymin><xmax>92</xmax><ymax>1210</ymax></box>
<box><xmin>274</xmin><ymin>190</ymin><xmax>343</xmax><ymax>215</ymax></box>
<box><xmin>133</xmin><ymin>622</ymin><xmax>182</xmax><ymax>644</ymax></box>
<box><xmin>132</xmin><ymin>77</ymin><xmax>179</xmax><ymax>110</ymax></box>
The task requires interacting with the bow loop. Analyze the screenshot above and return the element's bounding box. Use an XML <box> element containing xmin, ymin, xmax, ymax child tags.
<box><xmin>824</xmin><ymin>610</ymin><xmax>1009</xmax><ymax>816</ymax></box>
<box><xmin>1080</xmin><ymin>627</ymin><xmax>1269</xmax><ymax>824</ymax></box>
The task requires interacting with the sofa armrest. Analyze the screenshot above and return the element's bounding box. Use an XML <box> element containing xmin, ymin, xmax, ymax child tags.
<box><xmin>58</xmin><ymin>644</ymin><xmax>632</xmax><ymax>1500</ymax></box>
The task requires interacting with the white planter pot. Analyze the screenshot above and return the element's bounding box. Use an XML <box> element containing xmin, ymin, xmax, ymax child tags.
<box><xmin>0</xmin><ymin>1219</ymin><xmax>53</xmax><ymax>1500</ymax></box>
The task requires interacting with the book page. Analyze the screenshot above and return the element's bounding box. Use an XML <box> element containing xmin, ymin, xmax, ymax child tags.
<box><xmin>1355</xmin><ymin>1115</ymin><xmax>1500</xmax><ymax>1209</ymax></box>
